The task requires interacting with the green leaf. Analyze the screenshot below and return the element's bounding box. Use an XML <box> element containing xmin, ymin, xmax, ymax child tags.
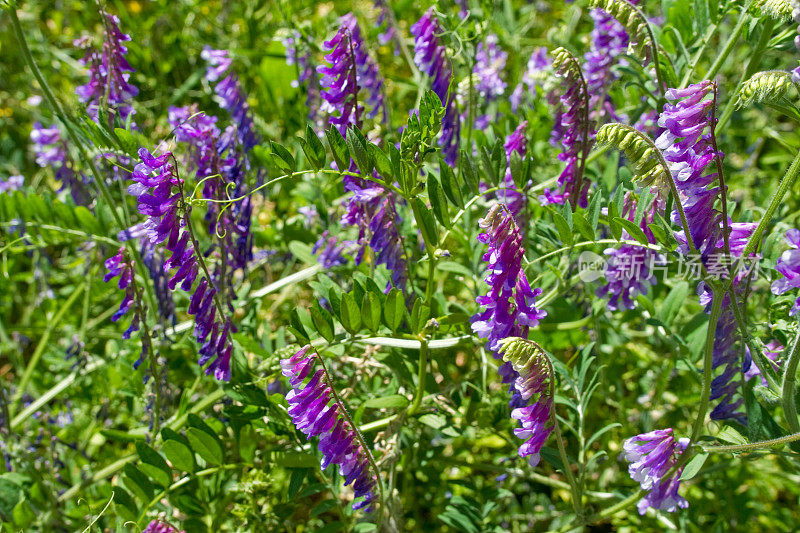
<box><xmin>74</xmin><ymin>206</ymin><xmax>100</xmax><ymax>234</ymax></box>
<box><xmin>608</xmin><ymin>202</ymin><xmax>622</xmax><ymax>241</ymax></box>
<box><xmin>439</xmin><ymin>158</ymin><xmax>464</xmax><ymax>207</ymax></box>
<box><xmin>364</xmin><ymin>395</ymin><xmax>410</xmax><ymax>409</ymax></box>
<box><xmin>362</xmin><ymin>292</ymin><xmax>382</xmax><ymax>333</ymax></box>
<box><xmin>232</xmin><ymin>332</ymin><xmax>268</xmax><ymax>357</ymax></box>
<box><xmin>346</xmin><ymin>127</ymin><xmax>374</xmax><ymax>175</ymax></box>
<box><xmin>418</xmin><ymin>413</ymin><xmax>446</xmax><ymax>429</ymax></box>
<box><xmin>0</xmin><ymin>476</ymin><xmax>22</xmax><ymax>522</ymax></box>
<box><xmin>135</xmin><ymin>441</ymin><xmax>172</xmax><ymax>487</ymax></box>
<box><xmin>412</xmin><ymin>197</ymin><xmax>439</xmax><ymax>248</ymax></box>
<box><xmin>122</xmin><ymin>464</ymin><xmax>154</xmax><ymax>501</ymax></box>
<box><xmin>615</xmin><ymin>217</ymin><xmax>649</xmax><ymax>245</ymax></box>
<box><xmin>288</xmin><ymin>241</ymin><xmax>316</xmax><ymax>264</ymax></box>
<box><xmin>383</xmin><ymin>289</ymin><xmax>406</xmax><ymax>332</ymax></box>
<box><xmin>572</xmin><ymin>211</ymin><xmax>595</xmax><ymax>241</ymax></box>
<box><xmin>552</xmin><ymin>213</ymin><xmax>573</xmax><ymax>246</ymax></box>
<box><xmin>325</xmin><ymin>126</ymin><xmax>350</xmax><ymax>170</ymax></box>
<box><xmin>287</xmin><ymin>468</ymin><xmax>308</xmax><ymax>499</ymax></box>
<box><xmin>410</xmin><ymin>298</ymin><xmax>431</xmax><ymax>334</ymax></box>
<box><xmin>681</xmin><ymin>452</ymin><xmax>709</xmax><ymax>480</ymax></box>
<box><xmin>509</xmin><ymin>151</ymin><xmax>523</xmax><ymax>189</ymax></box>
<box><xmin>309</xmin><ymin>304</ymin><xmax>335</xmax><ymax>342</ymax></box>
<box><xmin>659</xmin><ymin>281</ymin><xmax>688</xmax><ymax>326</ymax></box>
<box><xmin>480</xmin><ymin>145</ymin><xmax>498</xmax><ymax>185</ymax></box>
<box><xmin>274</xmin><ymin>451</ymin><xmax>318</xmax><ymax>468</ymax></box>
<box><xmin>270</xmin><ymin>141</ymin><xmax>296</xmax><ymax>174</ymax></box>
<box><xmin>340</xmin><ymin>292</ymin><xmax>362</xmax><ymax>334</ymax></box>
<box><xmin>427</xmin><ymin>173</ymin><xmax>450</xmax><ymax>228</ymax></box>
<box><xmin>186</xmin><ymin>427</ymin><xmax>223</xmax><ymax>466</ymax></box>
<box><xmin>305</xmin><ymin>125</ymin><xmax>326</xmax><ymax>169</ymax></box>
<box><xmin>371</xmin><ymin>143</ymin><xmax>393</xmax><ymax>180</ymax></box>
<box><xmin>162</xmin><ymin>438</ymin><xmax>195</xmax><ymax>473</ymax></box>
<box><xmin>459</xmin><ymin>151</ymin><xmax>479</xmax><ymax>194</ymax></box>
<box><xmin>716</xmin><ymin>426</ymin><xmax>748</xmax><ymax>446</ymax></box>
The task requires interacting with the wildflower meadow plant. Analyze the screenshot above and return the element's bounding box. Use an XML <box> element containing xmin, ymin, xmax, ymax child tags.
<box><xmin>6</xmin><ymin>0</ymin><xmax>800</xmax><ymax>531</ymax></box>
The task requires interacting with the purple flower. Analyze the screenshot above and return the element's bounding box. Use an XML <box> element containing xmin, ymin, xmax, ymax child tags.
<box><xmin>202</xmin><ymin>48</ymin><xmax>259</xmax><ymax>151</ymax></box>
<box><xmin>317</xmin><ymin>14</ymin><xmax>386</xmax><ymax>133</ymax></box>
<box><xmin>313</xmin><ymin>230</ymin><xmax>349</xmax><ymax>268</ymax></box>
<box><xmin>792</xmin><ymin>2</ymin><xmax>800</xmax><ymax>82</ymax></box>
<box><xmin>284</xmin><ymin>31</ymin><xmax>324</xmax><ymax>127</ymax></box>
<box><xmin>623</xmin><ymin>428</ymin><xmax>689</xmax><ymax>514</ymax></box>
<box><xmin>280</xmin><ymin>345</ymin><xmax>379</xmax><ymax>512</ymax></box>
<box><xmin>596</xmin><ymin>193</ymin><xmax>665</xmax><ymax>310</ymax></box>
<box><xmin>30</xmin><ymin>123</ymin><xmax>91</xmax><ymax>205</ymax></box>
<box><xmin>583</xmin><ymin>5</ymin><xmax>635</xmax><ymax>121</ymax></box>
<box><xmin>374</xmin><ymin>0</ymin><xmax>399</xmax><ymax>53</ymax></box>
<box><xmin>410</xmin><ymin>9</ymin><xmax>460</xmax><ymax>165</ymax></box>
<box><xmin>74</xmin><ymin>13</ymin><xmax>138</xmax><ymax>125</ymax></box>
<box><xmin>143</xmin><ymin>520</ymin><xmax>182</xmax><ymax>533</ymax></box>
<box><xmin>469</xmin><ymin>34</ymin><xmax>507</xmax><ymax>129</ymax></box>
<box><xmin>744</xmin><ymin>340</ymin><xmax>783</xmax><ymax>385</ymax></box>
<box><xmin>0</xmin><ymin>175</ymin><xmax>24</xmax><ymax>194</ymax></box>
<box><xmin>772</xmin><ymin>229</ymin><xmax>800</xmax><ymax>315</ymax></box>
<box><xmin>511</xmin><ymin>48</ymin><xmax>551</xmax><ymax>111</ymax></box>
<box><xmin>103</xmin><ymin>248</ymin><xmax>140</xmax><ymax>337</ymax></box>
<box><xmin>497</xmin><ymin>122</ymin><xmax>528</xmax><ymax>222</ymax></box>
<box><xmin>550</xmin><ymin>51</ymin><xmax>593</xmax><ymax>208</ymax></box>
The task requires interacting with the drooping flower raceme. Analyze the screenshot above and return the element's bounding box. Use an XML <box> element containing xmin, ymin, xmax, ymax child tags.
<box><xmin>772</xmin><ymin>228</ymin><xmax>800</xmax><ymax>315</ymax></box>
<box><xmin>317</xmin><ymin>14</ymin><xmax>386</xmax><ymax>133</ymax></box>
<box><xmin>126</xmin><ymin>148</ymin><xmax>234</xmax><ymax>381</ymax></box>
<box><xmin>283</xmin><ymin>31</ymin><xmax>323</xmax><ymax>127</ymax></box>
<box><xmin>104</xmin><ymin>248</ymin><xmax>150</xmax><ymax>370</ymax></box>
<box><xmin>202</xmin><ymin>48</ymin><xmax>259</xmax><ymax>151</ymax></box>
<box><xmin>313</xmin><ymin>230</ymin><xmax>350</xmax><ymax>268</ymax></box>
<box><xmin>472</xmin><ymin>205</ymin><xmax>547</xmax><ymax>408</ymax></box>
<box><xmin>596</xmin><ymin>193</ymin><xmax>665</xmax><ymax>311</ymax></box>
<box><xmin>0</xmin><ymin>175</ymin><xmax>24</xmax><ymax>194</ymax></box>
<box><xmin>143</xmin><ymin>520</ymin><xmax>183</xmax><ymax>533</ymax></box>
<box><xmin>623</xmin><ymin>428</ymin><xmax>689</xmax><ymax>515</ymax></box>
<box><xmin>542</xmin><ymin>48</ymin><xmax>592</xmax><ymax>208</ymax></box>
<box><xmin>511</xmin><ymin>48</ymin><xmax>551</xmax><ymax>112</ymax></box>
<box><xmin>74</xmin><ymin>13</ymin><xmax>139</xmax><ymax>125</ymax></box>
<box><xmin>411</xmin><ymin>9</ymin><xmax>460</xmax><ymax>165</ymax></box>
<box><xmin>469</xmin><ymin>34</ymin><xmax>507</xmax><ymax>130</ymax></box>
<box><xmin>583</xmin><ymin>4</ymin><xmax>635</xmax><ymax>121</ymax></box>
<box><xmin>281</xmin><ymin>345</ymin><xmax>379</xmax><ymax>512</ymax></box>
<box><xmin>497</xmin><ymin>122</ymin><xmax>529</xmax><ymax>223</ymax></box>
<box><xmin>497</xmin><ymin>338</ymin><xmax>554</xmax><ymax>467</ymax></box>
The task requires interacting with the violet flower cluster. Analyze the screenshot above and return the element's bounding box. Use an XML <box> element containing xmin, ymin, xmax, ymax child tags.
<box><xmin>283</xmin><ymin>31</ymin><xmax>323</xmax><ymax>127</ymax></box>
<box><xmin>317</xmin><ymin>14</ymin><xmax>386</xmax><ymax>133</ymax></box>
<box><xmin>74</xmin><ymin>13</ymin><xmax>138</xmax><ymax>125</ymax></box>
<box><xmin>472</xmin><ymin>205</ymin><xmax>547</xmax><ymax>409</ymax></box>
<box><xmin>104</xmin><ymin>247</ymin><xmax>149</xmax><ymax>369</ymax></box>
<box><xmin>280</xmin><ymin>345</ymin><xmax>379</xmax><ymax>512</ymax></box>
<box><xmin>0</xmin><ymin>175</ymin><xmax>24</xmax><ymax>194</ymax></box>
<box><xmin>510</xmin><ymin>48</ymin><xmax>551</xmax><ymax>112</ymax></box>
<box><xmin>497</xmin><ymin>122</ymin><xmax>529</xmax><ymax>224</ymax></box>
<box><xmin>772</xmin><ymin>228</ymin><xmax>800</xmax><ymax>315</ymax></box>
<box><xmin>373</xmin><ymin>0</ymin><xmax>398</xmax><ymax>52</ymax></box>
<box><xmin>499</xmin><ymin>340</ymin><xmax>554</xmax><ymax>467</ymax></box>
<box><xmin>623</xmin><ymin>428</ymin><xmax>689</xmax><ymax>514</ymax></box>
<box><xmin>202</xmin><ymin>48</ymin><xmax>259</xmax><ymax>151</ymax></box>
<box><xmin>126</xmin><ymin>148</ymin><xmax>234</xmax><ymax>381</ymax></box>
<box><xmin>470</xmin><ymin>34</ymin><xmax>507</xmax><ymax>130</ymax></box>
<box><xmin>143</xmin><ymin>520</ymin><xmax>182</xmax><ymax>533</ymax></box>
<box><xmin>313</xmin><ymin>230</ymin><xmax>349</xmax><ymax>268</ymax></box>
<box><xmin>656</xmin><ymin>81</ymin><xmax>756</xmax><ymax>421</ymax></box>
<box><xmin>596</xmin><ymin>193</ymin><xmax>664</xmax><ymax>311</ymax></box>
<box><xmin>411</xmin><ymin>9</ymin><xmax>460</xmax><ymax>165</ymax></box>
<box><xmin>583</xmin><ymin>2</ymin><xmax>639</xmax><ymax>122</ymax></box>
<box><xmin>542</xmin><ymin>52</ymin><xmax>591</xmax><ymax>208</ymax></box>
<box><xmin>30</xmin><ymin>123</ymin><xmax>91</xmax><ymax>205</ymax></box>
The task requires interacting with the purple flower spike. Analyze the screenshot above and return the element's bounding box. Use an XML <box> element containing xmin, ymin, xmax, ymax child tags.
<box><xmin>75</xmin><ymin>13</ymin><xmax>139</xmax><ymax>125</ymax></box>
<box><xmin>280</xmin><ymin>345</ymin><xmax>380</xmax><ymax>513</ymax></box>
<box><xmin>30</xmin><ymin>123</ymin><xmax>91</xmax><ymax>205</ymax></box>
<box><xmin>772</xmin><ymin>229</ymin><xmax>800</xmax><ymax>315</ymax></box>
<box><xmin>317</xmin><ymin>14</ymin><xmax>386</xmax><ymax>134</ymax></box>
<box><xmin>313</xmin><ymin>230</ymin><xmax>349</xmax><ymax>268</ymax></box>
<box><xmin>623</xmin><ymin>428</ymin><xmax>689</xmax><ymax>515</ymax></box>
<box><xmin>497</xmin><ymin>122</ymin><xmax>529</xmax><ymax>223</ymax></box>
<box><xmin>0</xmin><ymin>175</ymin><xmax>24</xmax><ymax>194</ymax></box>
<box><xmin>511</xmin><ymin>48</ymin><xmax>551</xmax><ymax>111</ymax></box>
<box><xmin>202</xmin><ymin>48</ymin><xmax>259</xmax><ymax>151</ymax></box>
<box><xmin>411</xmin><ymin>9</ymin><xmax>460</xmax><ymax>165</ymax></box>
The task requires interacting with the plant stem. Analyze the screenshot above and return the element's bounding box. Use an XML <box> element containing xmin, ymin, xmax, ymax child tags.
<box><xmin>691</xmin><ymin>285</ymin><xmax>724</xmax><ymax>442</ymax></box>
<box><xmin>408</xmin><ymin>338</ymin><xmax>429</xmax><ymax>416</ymax></box>
<box><xmin>702</xmin><ymin>430</ymin><xmax>800</xmax><ymax>452</ymax></box>
<box><xmin>716</xmin><ymin>17</ymin><xmax>775</xmax><ymax>131</ymax></box>
<box><xmin>703</xmin><ymin>3</ymin><xmax>752</xmax><ymax>82</ymax></box>
<box><xmin>782</xmin><ymin>326</ymin><xmax>800</xmax><ymax>433</ymax></box>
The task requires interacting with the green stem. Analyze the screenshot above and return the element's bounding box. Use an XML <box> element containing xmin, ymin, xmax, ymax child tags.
<box><xmin>691</xmin><ymin>285</ymin><xmax>724</xmax><ymax>442</ymax></box>
<box><xmin>703</xmin><ymin>3</ymin><xmax>752</xmax><ymax>82</ymax></box>
<box><xmin>9</xmin><ymin>281</ymin><xmax>86</xmax><ymax>415</ymax></box>
<box><xmin>781</xmin><ymin>326</ymin><xmax>800</xmax><ymax>433</ymax></box>
<box><xmin>408</xmin><ymin>338</ymin><xmax>429</xmax><ymax>416</ymax></box>
<box><xmin>703</xmin><ymin>430</ymin><xmax>800</xmax><ymax>452</ymax></box>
